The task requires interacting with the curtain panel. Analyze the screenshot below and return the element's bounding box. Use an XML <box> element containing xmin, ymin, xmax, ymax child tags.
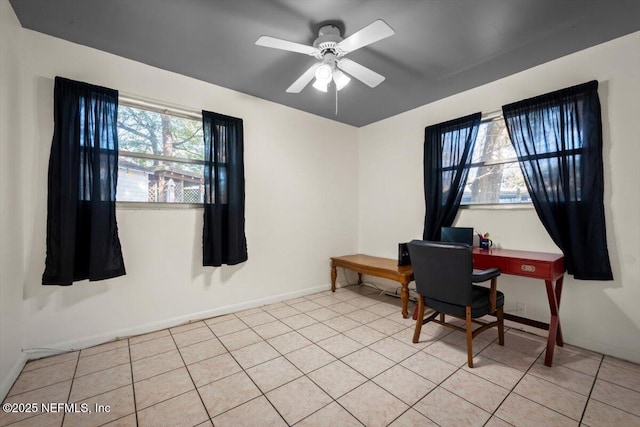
<box><xmin>42</xmin><ymin>77</ymin><xmax>126</xmax><ymax>285</ymax></box>
<box><xmin>202</xmin><ymin>110</ymin><xmax>247</xmax><ymax>266</ymax></box>
<box><xmin>423</xmin><ymin>112</ymin><xmax>482</xmax><ymax>241</ymax></box>
<box><xmin>502</xmin><ymin>81</ymin><xmax>613</xmax><ymax>280</ymax></box>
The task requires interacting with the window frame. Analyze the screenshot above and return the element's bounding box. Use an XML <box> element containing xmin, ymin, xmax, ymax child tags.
<box><xmin>459</xmin><ymin>112</ymin><xmax>534</xmax><ymax>209</ymax></box>
<box><xmin>116</xmin><ymin>96</ymin><xmax>206</xmax><ymax>209</ymax></box>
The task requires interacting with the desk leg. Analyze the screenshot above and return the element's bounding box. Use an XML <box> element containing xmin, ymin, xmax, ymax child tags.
<box><xmin>331</xmin><ymin>264</ymin><xmax>337</xmax><ymax>292</ymax></box>
<box><xmin>555</xmin><ymin>276</ymin><xmax>564</xmax><ymax>346</ymax></box>
<box><xmin>401</xmin><ymin>279</ymin><xmax>409</xmax><ymax>319</ymax></box>
<box><xmin>358</xmin><ymin>273</ymin><xmax>363</xmax><ymax>286</ymax></box>
<box><xmin>544</xmin><ymin>277</ymin><xmax>563</xmax><ymax>367</ymax></box>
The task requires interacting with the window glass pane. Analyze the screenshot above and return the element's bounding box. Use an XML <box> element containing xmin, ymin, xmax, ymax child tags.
<box><xmin>118</xmin><ymin>105</ymin><xmax>203</xmax><ymax>160</ymax></box>
<box><xmin>463</xmin><ymin>117</ymin><xmax>530</xmax><ymax>205</ymax></box>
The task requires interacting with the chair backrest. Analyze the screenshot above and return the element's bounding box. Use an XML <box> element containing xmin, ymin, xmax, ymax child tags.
<box><xmin>407</xmin><ymin>240</ymin><xmax>473</xmax><ymax>306</ymax></box>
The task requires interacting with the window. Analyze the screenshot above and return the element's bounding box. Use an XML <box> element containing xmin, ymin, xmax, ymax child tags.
<box><xmin>462</xmin><ymin>116</ymin><xmax>531</xmax><ymax>205</ymax></box>
<box><xmin>116</xmin><ymin>101</ymin><xmax>204</xmax><ymax>204</ymax></box>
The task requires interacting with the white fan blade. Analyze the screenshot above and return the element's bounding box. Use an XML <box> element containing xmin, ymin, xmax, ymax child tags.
<box><xmin>287</xmin><ymin>62</ymin><xmax>321</xmax><ymax>93</ymax></box>
<box><xmin>337</xmin><ymin>58</ymin><xmax>385</xmax><ymax>88</ymax></box>
<box><xmin>255</xmin><ymin>36</ymin><xmax>317</xmax><ymax>56</ymax></box>
<box><xmin>337</xmin><ymin>19</ymin><xmax>395</xmax><ymax>54</ymax></box>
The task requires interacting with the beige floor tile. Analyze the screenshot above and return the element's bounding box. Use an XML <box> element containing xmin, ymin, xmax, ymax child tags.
<box><xmin>187</xmin><ymin>353</ymin><xmax>241</xmax><ymax>387</ymax></box>
<box><xmin>366</xmin><ymin>302</ymin><xmax>399</xmax><ymax>317</ymax></box>
<box><xmin>23</xmin><ymin>352</ymin><xmax>79</xmax><ymax>372</ymax></box>
<box><xmin>440</xmin><ymin>330</ymin><xmax>495</xmax><ymax>353</ymax></box>
<box><xmin>178</xmin><ymin>338</ymin><xmax>226</xmax><ymax>365</ymax></box>
<box><xmin>284</xmin><ymin>344</ymin><xmax>336</xmax><ymax>374</ymax></box>
<box><xmin>0</xmin><ymin>380</ymin><xmax>71</xmax><ymax>426</ymax></box>
<box><xmin>296</xmin><ymin>401</ymin><xmax>362</xmax><ymax>427</ymax></box>
<box><xmin>322</xmin><ymin>315</ymin><xmax>361</xmax><ymax>333</ymax></box>
<box><xmin>297</xmin><ymin>323</ymin><xmax>339</xmax><ymax>342</ymax></box>
<box><xmin>441</xmin><ymin>369</ymin><xmax>509</xmax><ymax>413</ymax></box>
<box><xmin>462</xmin><ymin>355</ymin><xmax>525</xmax><ymax>389</ymax></box>
<box><xmin>280</xmin><ymin>313</ymin><xmax>317</xmax><ymax>329</ymax></box>
<box><xmin>549</xmin><ymin>345</ymin><xmax>602</xmax><ymax>376</ymax></box>
<box><xmin>597</xmin><ymin>361</ymin><xmax>640</xmax><ymax>392</ymax></box>
<box><xmin>70</xmin><ymin>364</ymin><xmax>132</xmax><ymax>402</ymax></box>
<box><xmin>367</xmin><ymin>317</ymin><xmax>407</xmax><ymax>335</ymax></box>
<box><xmin>316</xmin><ymin>334</ymin><xmax>363</xmax><ymax>358</ymax></box>
<box><xmin>266</xmin><ymin>305</ymin><xmax>301</xmax><ymax>319</ymax></box>
<box><xmin>171</xmin><ymin>326</ymin><xmax>214</xmax><ymax>348</ymax></box>
<box><xmin>484</xmin><ymin>416</ymin><xmax>516</xmax><ymax>427</ymax></box>
<box><xmin>207</xmin><ymin>317</ymin><xmax>248</xmax><ymax>336</ymax></box>
<box><xmin>347</xmin><ymin>297</ymin><xmax>379</xmax><ymax>309</ymax></box>
<box><xmin>218</xmin><ymin>328</ymin><xmax>263</xmax><ymax>351</ymax></box>
<box><xmin>385</xmin><ymin>312</ymin><xmax>418</xmax><ymax>328</ymax></box>
<box><xmin>495</xmin><ymin>393</ymin><xmax>576</xmax><ymax>427</ymax></box>
<box><xmin>392</xmin><ymin>327</ymin><xmax>440</xmax><ymax>349</ymax></box>
<box><xmin>63</xmin><ymin>385</ymin><xmax>135</xmax><ymax>427</ymax></box>
<box><xmin>80</xmin><ymin>340</ymin><xmax>128</xmax><ymax>358</ymax></box>
<box><xmin>338</xmin><ymin>381</ymin><xmax>409</xmax><ymax>427</ymax></box>
<box><xmin>310</xmin><ymin>295</ymin><xmax>341</xmax><ymax>306</ymax></box>
<box><xmin>373</xmin><ymin>364</ymin><xmax>435</xmax><ymax>405</ymax></box>
<box><xmin>129</xmin><ymin>329</ymin><xmax>170</xmax><ymax>345</ymax></box>
<box><xmin>590</xmin><ymin>378</ymin><xmax>640</xmax><ymax>416</ymax></box>
<box><xmin>344</xmin><ymin>325</ymin><xmax>386</xmax><ymax>346</ymax></box>
<box><xmin>9</xmin><ymin>360</ymin><xmax>77</xmax><ymax>396</ymax></box>
<box><xmin>169</xmin><ymin>320</ymin><xmax>207</xmax><ymax>334</ymax></box>
<box><xmin>286</xmin><ymin>297</ymin><xmax>308</xmax><ymax>305</ymax></box>
<box><xmin>231</xmin><ymin>341</ymin><xmax>279</xmax><ymax>369</ymax></box>
<box><xmin>212</xmin><ymin>396</ymin><xmax>286</xmax><ymax>427</ymax></box>
<box><xmin>13</xmin><ymin>411</ymin><xmax>64</xmax><ymax>427</ymax></box>
<box><xmin>308</xmin><ymin>360</ymin><xmax>367</xmax><ymax>398</ymax></box>
<box><xmin>329</xmin><ymin>302</ymin><xmax>359</xmax><ymax>314</ymax></box>
<box><xmin>369</xmin><ymin>336</ymin><xmax>419</xmax><ymax>363</ymax></box>
<box><xmin>345</xmin><ymin>309</ymin><xmax>381</xmax><ymax>324</ymax></box>
<box><xmin>582</xmin><ymin>398</ymin><xmax>640</xmax><ymax>427</ymax></box>
<box><xmin>501</xmin><ymin>331</ymin><xmax>546</xmax><ymax>356</ymax></box>
<box><xmin>479</xmin><ymin>343</ymin><xmax>537</xmax><ymax>372</ymax></box>
<box><xmin>251</xmin><ymin>320</ymin><xmax>293</xmax><ymax>340</ymax></box>
<box><xmin>102</xmin><ymin>413</ymin><xmax>137</xmax><ymax>426</ymax></box>
<box><xmin>513</xmin><ymin>374</ymin><xmax>587</xmax><ymax>421</ymax></box>
<box><xmin>342</xmin><ymin>348</ymin><xmax>395</xmax><ymax>379</ymax></box>
<box><xmin>528</xmin><ymin>360</ymin><xmax>595</xmax><ymax>396</ymax></box>
<box><xmin>401</xmin><ymin>351</ymin><xmax>458</xmax><ymax>384</ymax></box>
<box><xmin>388</xmin><ymin>408</ymin><xmax>439</xmax><ymax>427</ymax></box>
<box><xmin>602</xmin><ymin>355</ymin><xmax>640</xmax><ymax>374</ymax></box>
<box><xmin>424</xmin><ymin>340</ymin><xmax>474</xmax><ymax>367</ymax></box>
<box><xmin>267</xmin><ymin>331</ymin><xmax>312</xmax><ymax>354</ymax></box>
<box><xmin>75</xmin><ymin>347</ymin><xmax>130</xmax><ymax>378</ymax></box>
<box><xmin>306</xmin><ymin>307</ymin><xmax>340</xmax><ymax>322</ymax></box>
<box><xmin>266</xmin><ymin>376</ymin><xmax>332</xmax><ymax>425</ymax></box>
<box><xmin>133</xmin><ymin>367</ymin><xmax>194</xmax><ymax>409</ymax></box>
<box><xmin>414</xmin><ymin>387</ymin><xmax>490</xmax><ymax>427</ymax></box>
<box><xmin>290</xmin><ymin>300</ymin><xmax>323</xmax><ymax>312</ymax></box>
<box><xmin>137</xmin><ymin>390</ymin><xmax>208</xmax><ymax>427</ymax></box>
<box><xmin>198</xmin><ymin>371</ymin><xmax>261</xmax><ymax>417</ymax></box>
<box><xmin>195</xmin><ymin>420</ymin><xmax>214</xmax><ymax>427</ymax></box>
<box><xmin>203</xmin><ymin>313</ymin><xmax>236</xmax><ymax>326</ymax></box>
<box><xmin>236</xmin><ymin>307</ymin><xmax>264</xmax><ymax>317</ymax></box>
<box><xmin>129</xmin><ymin>336</ymin><xmax>176</xmax><ymax>362</ymax></box>
<box><xmin>238</xmin><ymin>311</ymin><xmax>278</xmax><ymax>327</ymax></box>
<box><xmin>245</xmin><ymin>356</ymin><xmax>302</xmax><ymax>392</ymax></box>
<box><xmin>131</xmin><ymin>349</ymin><xmax>184</xmax><ymax>382</ymax></box>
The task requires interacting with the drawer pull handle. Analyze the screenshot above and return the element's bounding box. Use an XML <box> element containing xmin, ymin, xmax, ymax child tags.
<box><xmin>521</xmin><ymin>264</ymin><xmax>536</xmax><ymax>273</ymax></box>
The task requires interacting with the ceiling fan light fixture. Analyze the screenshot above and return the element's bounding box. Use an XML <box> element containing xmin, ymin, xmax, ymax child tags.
<box><xmin>312</xmin><ymin>78</ymin><xmax>329</xmax><ymax>92</ymax></box>
<box><xmin>333</xmin><ymin>69</ymin><xmax>351</xmax><ymax>91</ymax></box>
<box><xmin>314</xmin><ymin>63</ymin><xmax>333</xmax><ymax>84</ymax></box>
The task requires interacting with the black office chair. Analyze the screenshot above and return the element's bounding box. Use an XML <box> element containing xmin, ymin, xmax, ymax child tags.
<box><xmin>407</xmin><ymin>240</ymin><xmax>504</xmax><ymax>368</ymax></box>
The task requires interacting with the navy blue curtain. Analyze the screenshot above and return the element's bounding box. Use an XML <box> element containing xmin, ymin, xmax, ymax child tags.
<box><xmin>43</xmin><ymin>77</ymin><xmax>125</xmax><ymax>285</ymax></box>
<box><xmin>202</xmin><ymin>110</ymin><xmax>247</xmax><ymax>266</ymax></box>
<box><xmin>502</xmin><ymin>81</ymin><xmax>612</xmax><ymax>280</ymax></box>
<box><xmin>423</xmin><ymin>113</ymin><xmax>481</xmax><ymax>241</ymax></box>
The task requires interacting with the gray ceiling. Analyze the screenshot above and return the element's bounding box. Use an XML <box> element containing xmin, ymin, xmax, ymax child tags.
<box><xmin>9</xmin><ymin>0</ymin><xmax>640</xmax><ymax>127</ymax></box>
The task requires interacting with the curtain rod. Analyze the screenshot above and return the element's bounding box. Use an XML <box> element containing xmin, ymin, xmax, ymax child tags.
<box><xmin>118</xmin><ymin>93</ymin><xmax>202</xmax><ymax>121</ymax></box>
<box><xmin>482</xmin><ymin>109</ymin><xmax>502</xmax><ymax>120</ymax></box>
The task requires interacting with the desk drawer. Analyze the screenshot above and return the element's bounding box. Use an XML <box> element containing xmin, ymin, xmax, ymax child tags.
<box><xmin>508</xmin><ymin>259</ymin><xmax>550</xmax><ymax>278</ymax></box>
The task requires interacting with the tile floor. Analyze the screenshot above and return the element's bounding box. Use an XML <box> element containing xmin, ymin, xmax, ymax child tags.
<box><xmin>2</xmin><ymin>285</ymin><xmax>639</xmax><ymax>427</ymax></box>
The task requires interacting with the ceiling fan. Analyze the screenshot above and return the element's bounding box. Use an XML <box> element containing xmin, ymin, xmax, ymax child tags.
<box><xmin>255</xmin><ymin>20</ymin><xmax>395</xmax><ymax>93</ymax></box>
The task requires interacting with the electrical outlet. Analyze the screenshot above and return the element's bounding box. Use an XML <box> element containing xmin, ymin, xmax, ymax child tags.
<box><xmin>516</xmin><ymin>302</ymin><xmax>526</xmax><ymax>316</ymax></box>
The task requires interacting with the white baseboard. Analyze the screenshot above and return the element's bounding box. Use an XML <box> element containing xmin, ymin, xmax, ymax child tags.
<box><xmin>1</xmin><ymin>353</ymin><xmax>28</xmax><ymax>401</ymax></box>
<box><xmin>22</xmin><ymin>284</ymin><xmax>330</xmax><ymax>361</ymax></box>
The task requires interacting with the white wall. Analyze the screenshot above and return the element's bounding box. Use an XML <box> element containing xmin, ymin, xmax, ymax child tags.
<box><xmin>0</xmin><ymin>0</ymin><xmax>27</xmax><ymax>398</ymax></box>
<box><xmin>16</xmin><ymin>27</ymin><xmax>359</xmax><ymax>357</ymax></box>
<box><xmin>358</xmin><ymin>32</ymin><xmax>640</xmax><ymax>362</ymax></box>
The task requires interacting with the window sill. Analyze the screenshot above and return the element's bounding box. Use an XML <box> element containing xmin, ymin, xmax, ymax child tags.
<box><xmin>116</xmin><ymin>202</ymin><xmax>203</xmax><ymax>210</ymax></box>
<box><xmin>459</xmin><ymin>203</ymin><xmax>534</xmax><ymax>210</ymax></box>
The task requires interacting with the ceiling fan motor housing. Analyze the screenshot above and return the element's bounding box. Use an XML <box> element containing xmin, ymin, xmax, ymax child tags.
<box><xmin>313</xmin><ymin>24</ymin><xmax>344</xmax><ymax>58</ymax></box>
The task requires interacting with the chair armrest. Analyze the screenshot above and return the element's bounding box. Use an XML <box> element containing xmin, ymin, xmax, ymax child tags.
<box><xmin>471</xmin><ymin>268</ymin><xmax>501</xmax><ymax>283</ymax></box>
